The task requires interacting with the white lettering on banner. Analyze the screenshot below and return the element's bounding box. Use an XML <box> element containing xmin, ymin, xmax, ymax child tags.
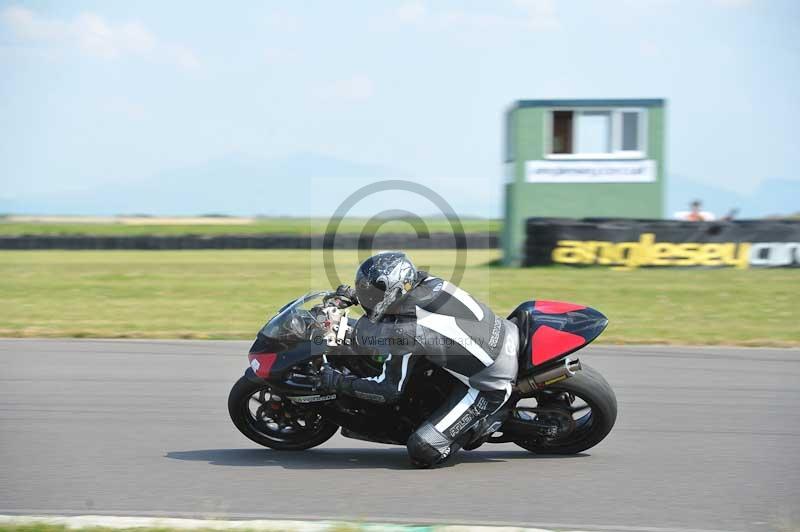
<box><xmin>749</xmin><ymin>242</ymin><xmax>800</xmax><ymax>267</ymax></box>
<box><xmin>526</xmin><ymin>160</ymin><xmax>657</xmax><ymax>183</ymax></box>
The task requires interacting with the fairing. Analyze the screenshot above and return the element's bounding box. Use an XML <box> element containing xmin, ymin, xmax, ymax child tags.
<box><xmin>508</xmin><ymin>299</ymin><xmax>608</xmax><ymax>375</ymax></box>
<box><xmin>246</xmin><ymin>337</ymin><xmax>327</xmax><ymax>392</ymax></box>
<box><xmin>246</xmin><ymin>292</ymin><xmax>333</xmax><ymax>391</ymax></box>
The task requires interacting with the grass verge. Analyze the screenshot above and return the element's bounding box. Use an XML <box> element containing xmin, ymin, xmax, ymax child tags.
<box><xmin>1</xmin><ymin>250</ymin><xmax>797</xmax><ymax>345</ymax></box>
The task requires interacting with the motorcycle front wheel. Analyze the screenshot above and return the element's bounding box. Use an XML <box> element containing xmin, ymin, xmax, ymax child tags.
<box><xmin>511</xmin><ymin>364</ymin><xmax>617</xmax><ymax>455</ymax></box>
<box><xmin>228</xmin><ymin>375</ymin><xmax>339</xmax><ymax>450</ymax></box>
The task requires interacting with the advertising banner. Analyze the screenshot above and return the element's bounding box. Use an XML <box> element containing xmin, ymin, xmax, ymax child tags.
<box><xmin>524</xmin><ymin>218</ymin><xmax>800</xmax><ymax>268</ymax></box>
<box><xmin>525</xmin><ymin>160</ymin><xmax>657</xmax><ymax>183</ymax></box>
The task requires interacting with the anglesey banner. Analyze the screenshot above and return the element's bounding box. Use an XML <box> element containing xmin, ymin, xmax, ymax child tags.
<box><xmin>524</xmin><ymin>218</ymin><xmax>800</xmax><ymax>269</ymax></box>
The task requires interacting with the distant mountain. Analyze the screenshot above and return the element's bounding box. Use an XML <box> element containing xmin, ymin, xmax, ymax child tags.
<box><xmin>2</xmin><ymin>155</ymin><xmax>797</xmax><ymax>219</ymax></box>
<box><xmin>0</xmin><ymin>153</ymin><xmax>403</xmax><ymax>217</ymax></box>
<box><xmin>745</xmin><ymin>179</ymin><xmax>800</xmax><ymax>218</ymax></box>
<box><xmin>667</xmin><ymin>175</ymin><xmax>799</xmax><ymax>219</ymax></box>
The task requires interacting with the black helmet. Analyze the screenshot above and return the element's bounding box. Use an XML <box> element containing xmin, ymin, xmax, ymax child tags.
<box><xmin>355</xmin><ymin>251</ymin><xmax>419</xmax><ymax>322</ymax></box>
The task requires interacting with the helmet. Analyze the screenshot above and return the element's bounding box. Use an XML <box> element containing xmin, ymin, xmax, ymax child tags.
<box><xmin>355</xmin><ymin>251</ymin><xmax>419</xmax><ymax>322</ymax></box>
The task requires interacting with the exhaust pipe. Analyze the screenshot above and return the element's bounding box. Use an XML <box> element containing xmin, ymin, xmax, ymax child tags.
<box><xmin>516</xmin><ymin>357</ymin><xmax>582</xmax><ymax>395</ymax></box>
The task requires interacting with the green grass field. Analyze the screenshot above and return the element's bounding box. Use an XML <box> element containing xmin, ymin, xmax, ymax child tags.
<box><xmin>1</xmin><ymin>250</ymin><xmax>797</xmax><ymax>345</ymax></box>
<box><xmin>0</xmin><ymin>218</ymin><xmax>500</xmax><ymax>236</ymax></box>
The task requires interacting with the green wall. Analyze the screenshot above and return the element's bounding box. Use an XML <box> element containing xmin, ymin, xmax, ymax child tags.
<box><xmin>502</xmin><ymin>101</ymin><xmax>666</xmax><ymax>265</ymax></box>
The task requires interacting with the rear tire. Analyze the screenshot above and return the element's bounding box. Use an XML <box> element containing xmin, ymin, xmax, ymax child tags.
<box><xmin>228</xmin><ymin>376</ymin><xmax>339</xmax><ymax>450</ymax></box>
<box><xmin>513</xmin><ymin>364</ymin><xmax>617</xmax><ymax>455</ymax></box>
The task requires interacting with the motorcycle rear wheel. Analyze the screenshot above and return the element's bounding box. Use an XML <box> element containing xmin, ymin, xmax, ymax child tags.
<box><xmin>512</xmin><ymin>364</ymin><xmax>617</xmax><ymax>455</ymax></box>
<box><xmin>228</xmin><ymin>375</ymin><xmax>339</xmax><ymax>450</ymax></box>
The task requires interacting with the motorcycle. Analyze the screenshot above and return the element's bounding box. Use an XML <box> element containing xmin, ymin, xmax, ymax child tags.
<box><xmin>228</xmin><ymin>290</ymin><xmax>617</xmax><ymax>456</ymax></box>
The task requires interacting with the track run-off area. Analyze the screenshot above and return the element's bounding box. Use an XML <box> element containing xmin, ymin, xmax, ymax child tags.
<box><xmin>1</xmin><ymin>339</ymin><xmax>798</xmax><ymax>532</ymax></box>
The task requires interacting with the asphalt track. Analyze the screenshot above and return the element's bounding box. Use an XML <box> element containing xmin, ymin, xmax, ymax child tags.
<box><xmin>1</xmin><ymin>339</ymin><xmax>799</xmax><ymax>532</ymax></box>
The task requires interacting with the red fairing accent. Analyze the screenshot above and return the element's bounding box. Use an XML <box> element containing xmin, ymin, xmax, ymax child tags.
<box><xmin>531</xmin><ymin>325</ymin><xmax>586</xmax><ymax>365</ymax></box>
<box><xmin>248</xmin><ymin>352</ymin><xmax>277</xmax><ymax>378</ymax></box>
<box><xmin>534</xmin><ymin>300</ymin><xmax>587</xmax><ymax>314</ymax></box>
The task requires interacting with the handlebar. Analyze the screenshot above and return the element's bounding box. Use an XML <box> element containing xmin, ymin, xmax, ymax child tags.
<box><xmin>322</xmin><ymin>293</ymin><xmax>358</xmax><ymax>310</ymax></box>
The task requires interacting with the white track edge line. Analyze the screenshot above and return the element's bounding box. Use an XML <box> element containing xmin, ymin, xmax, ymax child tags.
<box><xmin>0</xmin><ymin>514</ymin><xmax>738</xmax><ymax>532</ymax></box>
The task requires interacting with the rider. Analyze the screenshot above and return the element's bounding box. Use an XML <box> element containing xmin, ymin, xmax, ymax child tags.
<box><xmin>313</xmin><ymin>251</ymin><xmax>519</xmax><ymax>467</ymax></box>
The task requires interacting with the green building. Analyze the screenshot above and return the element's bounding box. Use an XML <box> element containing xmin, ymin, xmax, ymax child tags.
<box><xmin>502</xmin><ymin>98</ymin><xmax>666</xmax><ymax>265</ymax></box>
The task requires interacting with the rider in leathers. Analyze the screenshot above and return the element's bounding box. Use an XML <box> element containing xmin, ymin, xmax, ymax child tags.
<box><xmin>315</xmin><ymin>251</ymin><xmax>519</xmax><ymax>467</ymax></box>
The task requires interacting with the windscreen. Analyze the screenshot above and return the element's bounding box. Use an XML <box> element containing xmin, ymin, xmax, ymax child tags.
<box><xmin>259</xmin><ymin>291</ymin><xmax>330</xmax><ymax>343</ymax></box>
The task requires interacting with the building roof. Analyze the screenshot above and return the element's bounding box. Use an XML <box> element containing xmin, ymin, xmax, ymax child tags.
<box><xmin>513</xmin><ymin>98</ymin><xmax>665</xmax><ymax>109</ymax></box>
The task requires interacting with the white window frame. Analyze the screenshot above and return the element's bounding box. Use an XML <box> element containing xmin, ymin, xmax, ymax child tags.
<box><xmin>544</xmin><ymin>107</ymin><xmax>647</xmax><ymax>160</ymax></box>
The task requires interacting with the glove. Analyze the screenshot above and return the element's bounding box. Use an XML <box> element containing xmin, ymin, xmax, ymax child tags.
<box><xmin>314</xmin><ymin>364</ymin><xmax>345</xmax><ymax>393</ymax></box>
<box><xmin>335</xmin><ymin>284</ymin><xmax>358</xmax><ymax>303</ymax></box>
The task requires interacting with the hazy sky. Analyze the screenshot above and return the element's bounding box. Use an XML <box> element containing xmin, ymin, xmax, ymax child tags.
<box><xmin>1</xmin><ymin>0</ymin><xmax>798</xmax><ymax>216</ymax></box>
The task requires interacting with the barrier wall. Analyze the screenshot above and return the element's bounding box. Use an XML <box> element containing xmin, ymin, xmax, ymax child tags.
<box><xmin>0</xmin><ymin>232</ymin><xmax>498</xmax><ymax>250</ymax></box>
<box><xmin>525</xmin><ymin>218</ymin><xmax>800</xmax><ymax>268</ymax></box>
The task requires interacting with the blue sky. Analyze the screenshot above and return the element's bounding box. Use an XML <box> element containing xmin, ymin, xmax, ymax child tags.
<box><xmin>1</xmin><ymin>0</ymin><xmax>798</xmax><ymax>217</ymax></box>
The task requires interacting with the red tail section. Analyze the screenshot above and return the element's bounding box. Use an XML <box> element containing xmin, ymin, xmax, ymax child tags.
<box><xmin>508</xmin><ymin>299</ymin><xmax>608</xmax><ymax>374</ymax></box>
<box><xmin>531</xmin><ymin>325</ymin><xmax>587</xmax><ymax>365</ymax></box>
<box><xmin>534</xmin><ymin>300</ymin><xmax>587</xmax><ymax>314</ymax></box>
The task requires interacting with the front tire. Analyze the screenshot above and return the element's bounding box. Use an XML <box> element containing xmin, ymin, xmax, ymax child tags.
<box><xmin>513</xmin><ymin>364</ymin><xmax>617</xmax><ymax>454</ymax></box>
<box><xmin>228</xmin><ymin>375</ymin><xmax>339</xmax><ymax>450</ymax></box>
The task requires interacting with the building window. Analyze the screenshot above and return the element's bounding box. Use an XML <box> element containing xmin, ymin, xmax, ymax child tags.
<box><xmin>576</xmin><ymin>111</ymin><xmax>612</xmax><ymax>153</ymax></box>
<box><xmin>548</xmin><ymin>108</ymin><xmax>646</xmax><ymax>158</ymax></box>
<box><xmin>552</xmin><ymin>111</ymin><xmax>573</xmax><ymax>154</ymax></box>
<box><xmin>621</xmin><ymin>111</ymin><xmax>640</xmax><ymax>151</ymax></box>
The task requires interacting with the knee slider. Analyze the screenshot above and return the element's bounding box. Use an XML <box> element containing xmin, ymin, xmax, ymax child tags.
<box><xmin>407</xmin><ymin>423</ymin><xmax>452</xmax><ymax>467</ymax></box>
<box><xmin>406</xmin><ymin>432</ymin><xmax>441</xmax><ymax>467</ymax></box>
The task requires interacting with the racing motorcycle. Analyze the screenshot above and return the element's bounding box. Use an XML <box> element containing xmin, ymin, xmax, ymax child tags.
<box><xmin>228</xmin><ymin>290</ymin><xmax>617</xmax><ymax>456</ymax></box>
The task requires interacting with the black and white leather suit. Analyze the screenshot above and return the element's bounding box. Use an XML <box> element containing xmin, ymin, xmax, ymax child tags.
<box><xmin>336</xmin><ymin>275</ymin><xmax>519</xmax><ymax>466</ymax></box>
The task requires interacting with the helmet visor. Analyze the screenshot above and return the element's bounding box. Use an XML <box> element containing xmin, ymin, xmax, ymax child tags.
<box><xmin>368</xmin><ymin>286</ymin><xmax>402</xmax><ymax>323</ymax></box>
